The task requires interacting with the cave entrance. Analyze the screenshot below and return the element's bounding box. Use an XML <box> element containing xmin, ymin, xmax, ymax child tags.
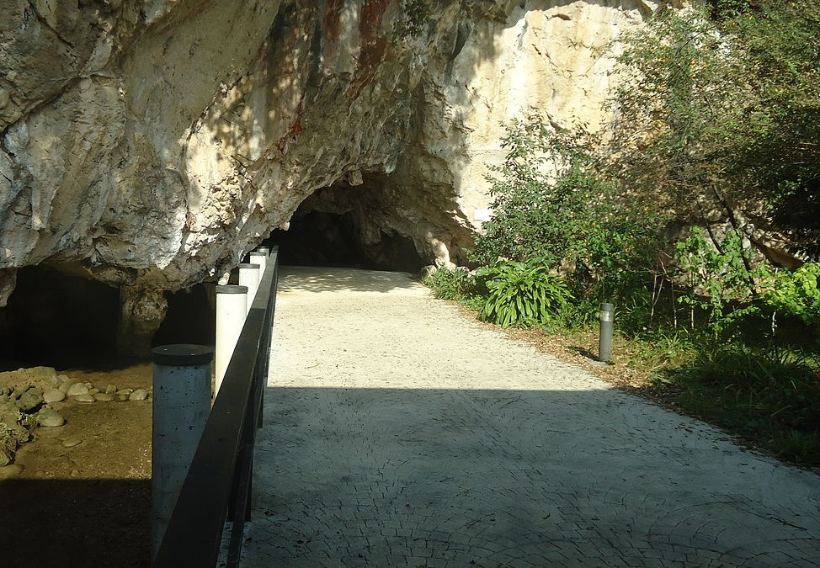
<box><xmin>267</xmin><ymin>187</ymin><xmax>425</xmax><ymax>274</ymax></box>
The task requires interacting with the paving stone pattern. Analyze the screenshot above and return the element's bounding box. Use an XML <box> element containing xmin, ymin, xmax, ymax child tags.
<box><xmin>242</xmin><ymin>267</ymin><xmax>820</xmax><ymax>567</ymax></box>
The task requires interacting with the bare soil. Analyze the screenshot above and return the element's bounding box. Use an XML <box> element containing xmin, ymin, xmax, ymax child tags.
<box><xmin>0</xmin><ymin>363</ymin><xmax>152</xmax><ymax>567</ymax></box>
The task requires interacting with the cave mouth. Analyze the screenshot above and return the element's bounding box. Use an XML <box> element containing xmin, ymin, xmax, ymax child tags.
<box><xmin>0</xmin><ymin>266</ymin><xmax>121</xmax><ymax>370</ymax></box>
<box><xmin>267</xmin><ymin>205</ymin><xmax>425</xmax><ymax>274</ymax></box>
<box><xmin>0</xmin><ymin>265</ymin><xmax>215</xmax><ymax>370</ymax></box>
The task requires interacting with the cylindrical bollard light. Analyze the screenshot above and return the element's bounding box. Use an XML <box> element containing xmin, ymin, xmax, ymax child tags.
<box><xmin>249</xmin><ymin>251</ymin><xmax>267</xmax><ymax>278</ymax></box>
<box><xmin>214</xmin><ymin>284</ymin><xmax>247</xmax><ymax>393</ymax></box>
<box><xmin>239</xmin><ymin>263</ymin><xmax>261</xmax><ymax>312</ymax></box>
<box><xmin>598</xmin><ymin>303</ymin><xmax>614</xmax><ymax>363</ymax></box>
<box><xmin>151</xmin><ymin>344</ymin><xmax>213</xmax><ymax>560</ymax></box>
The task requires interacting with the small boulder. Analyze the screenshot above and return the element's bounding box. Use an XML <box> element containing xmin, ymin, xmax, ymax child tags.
<box><xmin>74</xmin><ymin>393</ymin><xmax>95</xmax><ymax>403</ymax></box>
<box><xmin>43</xmin><ymin>389</ymin><xmax>66</xmax><ymax>404</ymax></box>
<box><xmin>66</xmin><ymin>383</ymin><xmax>89</xmax><ymax>397</ymax></box>
<box><xmin>16</xmin><ymin>389</ymin><xmax>43</xmax><ymax>412</ymax></box>
<box><xmin>104</xmin><ymin>384</ymin><xmax>117</xmax><ymax>395</ymax></box>
<box><xmin>129</xmin><ymin>389</ymin><xmax>148</xmax><ymax>401</ymax></box>
<box><xmin>115</xmin><ymin>392</ymin><xmax>129</xmax><ymax>402</ymax></box>
<box><xmin>38</xmin><ymin>409</ymin><xmax>65</xmax><ymax>428</ymax></box>
<box><xmin>29</xmin><ymin>367</ymin><xmax>58</xmax><ymax>381</ymax></box>
<box><xmin>93</xmin><ymin>393</ymin><xmax>114</xmax><ymax>402</ymax></box>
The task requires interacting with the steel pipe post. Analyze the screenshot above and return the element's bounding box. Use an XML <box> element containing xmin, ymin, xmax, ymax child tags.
<box><xmin>214</xmin><ymin>285</ymin><xmax>248</xmax><ymax>394</ymax></box>
<box><xmin>238</xmin><ymin>263</ymin><xmax>260</xmax><ymax>312</ymax></box>
<box><xmin>249</xmin><ymin>251</ymin><xmax>267</xmax><ymax>281</ymax></box>
<box><xmin>151</xmin><ymin>344</ymin><xmax>213</xmax><ymax>561</ymax></box>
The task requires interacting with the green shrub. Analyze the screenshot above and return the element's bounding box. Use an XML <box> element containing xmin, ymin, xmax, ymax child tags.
<box><xmin>666</xmin><ymin>344</ymin><xmax>820</xmax><ymax>464</ymax></box>
<box><xmin>761</xmin><ymin>262</ymin><xmax>820</xmax><ymax>327</ymax></box>
<box><xmin>477</xmin><ymin>260</ymin><xmax>572</xmax><ymax>327</ymax></box>
<box><xmin>422</xmin><ymin>267</ymin><xmax>475</xmax><ymax>301</ymax></box>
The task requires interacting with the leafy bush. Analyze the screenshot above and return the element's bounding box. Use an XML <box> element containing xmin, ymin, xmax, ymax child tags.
<box><xmin>422</xmin><ymin>267</ymin><xmax>475</xmax><ymax>301</ymax></box>
<box><xmin>761</xmin><ymin>262</ymin><xmax>820</xmax><ymax>327</ymax></box>
<box><xmin>666</xmin><ymin>344</ymin><xmax>820</xmax><ymax>464</ymax></box>
<box><xmin>476</xmin><ymin>260</ymin><xmax>572</xmax><ymax>327</ymax></box>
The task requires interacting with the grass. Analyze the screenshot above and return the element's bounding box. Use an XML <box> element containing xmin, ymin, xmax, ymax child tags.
<box><xmin>423</xmin><ymin>269</ymin><xmax>820</xmax><ymax>469</ymax></box>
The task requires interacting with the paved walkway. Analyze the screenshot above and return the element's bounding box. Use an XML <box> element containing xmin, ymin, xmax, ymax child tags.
<box><xmin>242</xmin><ymin>267</ymin><xmax>820</xmax><ymax>567</ymax></box>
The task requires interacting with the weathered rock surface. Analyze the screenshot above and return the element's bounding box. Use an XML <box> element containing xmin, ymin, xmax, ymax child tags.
<box><xmin>37</xmin><ymin>409</ymin><xmax>65</xmax><ymax>428</ymax></box>
<box><xmin>128</xmin><ymin>389</ymin><xmax>148</xmax><ymax>402</ymax></box>
<box><xmin>66</xmin><ymin>383</ymin><xmax>89</xmax><ymax>397</ymax></box>
<box><xmin>43</xmin><ymin>389</ymin><xmax>66</xmax><ymax>404</ymax></box>
<box><xmin>0</xmin><ymin>0</ymin><xmax>650</xmax><ymax>307</ymax></box>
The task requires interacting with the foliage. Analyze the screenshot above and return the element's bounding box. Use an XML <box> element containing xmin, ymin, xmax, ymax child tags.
<box><xmin>672</xmin><ymin>227</ymin><xmax>759</xmax><ymax>335</ymax></box>
<box><xmin>422</xmin><ymin>267</ymin><xmax>475</xmax><ymax>301</ymax></box>
<box><xmin>476</xmin><ymin>260</ymin><xmax>572</xmax><ymax>327</ymax></box>
<box><xmin>392</xmin><ymin>0</ymin><xmax>432</xmax><ymax>40</ymax></box>
<box><xmin>471</xmin><ymin>114</ymin><xmax>665</xmax><ymax>306</ymax></box>
<box><xmin>609</xmin><ymin>3</ymin><xmax>819</xmax><ymax>250</ymax></box>
<box><xmin>666</xmin><ymin>344</ymin><xmax>820</xmax><ymax>465</ymax></box>
<box><xmin>760</xmin><ymin>262</ymin><xmax>820</xmax><ymax>327</ymax></box>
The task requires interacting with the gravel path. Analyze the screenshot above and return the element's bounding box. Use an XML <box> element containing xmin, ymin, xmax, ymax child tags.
<box><xmin>242</xmin><ymin>267</ymin><xmax>820</xmax><ymax>567</ymax></box>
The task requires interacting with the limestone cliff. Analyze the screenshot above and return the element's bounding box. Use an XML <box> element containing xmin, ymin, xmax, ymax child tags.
<box><xmin>0</xmin><ymin>0</ymin><xmax>650</xmax><ymax>311</ymax></box>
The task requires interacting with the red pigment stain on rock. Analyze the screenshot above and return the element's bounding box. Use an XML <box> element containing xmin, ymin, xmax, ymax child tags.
<box><xmin>276</xmin><ymin>101</ymin><xmax>305</xmax><ymax>154</ymax></box>
<box><xmin>347</xmin><ymin>0</ymin><xmax>390</xmax><ymax>99</ymax></box>
<box><xmin>324</xmin><ymin>0</ymin><xmax>344</xmax><ymax>45</ymax></box>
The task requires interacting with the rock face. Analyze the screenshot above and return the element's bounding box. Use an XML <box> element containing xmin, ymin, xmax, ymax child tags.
<box><xmin>0</xmin><ymin>0</ymin><xmax>649</xmax><ymax>306</ymax></box>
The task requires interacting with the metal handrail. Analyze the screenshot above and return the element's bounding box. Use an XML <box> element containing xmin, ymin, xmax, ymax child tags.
<box><xmin>154</xmin><ymin>247</ymin><xmax>279</xmax><ymax>567</ymax></box>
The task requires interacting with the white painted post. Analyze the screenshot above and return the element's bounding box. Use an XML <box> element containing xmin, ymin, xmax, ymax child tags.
<box><xmin>151</xmin><ymin>344</ymin><xmax>213</xmax><ymax>561</ymax></box>
<box><xmin>239</xmin><ymin>263</ymin><xmax>260</xmax><ymax>313</ymax></box>
<box><xmin>214</xmin><ymin>284</ymin><xmax>248</xmax><ymax>393</ymax></box>
<box><xmin>249</xmin><ymin>251</ymin><xmax>267</xmax><ymax>279</ymax></box>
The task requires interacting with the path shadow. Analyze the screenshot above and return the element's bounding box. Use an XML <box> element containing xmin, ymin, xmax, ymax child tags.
<box><xmin>244</xmin><ymin>385</ymin><xmax>820</xmax><ymax>566</ymax></box>
<box><xmin>279</xmin><ymin>266</ymin><xmax>423</xmax><ymax>294</ymax></box>
<box><xmin>0</xmin><ymin>478</ymin><xmax>150</xmax><ymax>567</ymax></box>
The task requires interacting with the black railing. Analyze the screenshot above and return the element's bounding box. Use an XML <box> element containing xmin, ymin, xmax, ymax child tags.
<box><xmin>154</xmin><ymin>247</ymin><xmax>280</xmax><ymax>567</ymax></box>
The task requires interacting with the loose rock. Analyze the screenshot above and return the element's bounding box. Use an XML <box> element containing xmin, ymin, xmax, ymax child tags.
<box><xmin>62</xmin><ymin>437</ymin><xmax>82</xmax><ymax>448</ymax></box>
<box><xmin>115</xmin><ymin>393</ymin><xmax>129</xmax><ymax>402</ymax></box>
<box><xmin>29</xmin><ymin>367</ymin><xmax>58</xmax><ymax>381</ymax></box>
<box><xmin>129</xmin><ymin>389</ymin><xmax>148</xmax><ymax>401</ymax></box>
<box><xmin>74</xmin><ymin>393</ymin><xmax>95</xmax><ymax>403</ymax></box>
<box><xmin>16</xmin><ymin>389</ymin><xmax>43</xmax><ymax>412</ymax></box>
<box><xmin>38</xmin><ymin>409</ymin><xmax>65</xmax><ymax>428</ymax></box>
<box><xmin>43</xmin><ymin>389</ymin><xmax>66</xmax><ymax>403</ymax></box>
<box><xmin>105</xmin><ymin>384</ymin><xmax>117</xmax><ymax>395</ymax></box>
<box><xmin>93</xmin><ymin>393</ymin><xmax>114</xmax><ymax>402</ymax></box>
<box><xmin>66</xmin><ymin>383</ymin><xmax>89</xmax><ymax>396</ymax></box>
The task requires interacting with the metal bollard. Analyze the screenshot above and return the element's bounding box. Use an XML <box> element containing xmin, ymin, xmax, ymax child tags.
<box><xmin>151</xmin><ymin>344</ymin><xmax>213</xmax><ymax>560</ymax></box>
<box><xmin>249</xmin><ymin>251</ymin><xmax>267</xmax><ymax>279</ymax></box>
<box><xmin>214</xmin><ymin>285</ymin><xmax>247</xmax><ymax>394</ymax></box>
<box><xmin>239</xmin><ymin>263</ymin><xmax>260</xmax><ymax>313</ymax></box>
<box><xmin>598</xmin><ymin>303</ymin><xmax>614</xmax><ymax>363</ymax></box>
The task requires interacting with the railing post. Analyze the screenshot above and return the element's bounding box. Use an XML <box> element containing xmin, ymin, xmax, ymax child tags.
<box><xmin>239</xmin><ymin>263</ymin><xmax>260</xmax><ymax>313</ymax></box>
<box><xmin>151</xmin><ymin>344</ymin><xmax>213</xmax><ymax>562</ymax></box>
<box><xmin>215</xmin><ymin>285</ymin><xmax>247</xmax><ymax>395</ymax></box>
<box><xmin>249</xmin><ymin>251</ymin><xmax>267</xmax><ymax>278</ymax></box>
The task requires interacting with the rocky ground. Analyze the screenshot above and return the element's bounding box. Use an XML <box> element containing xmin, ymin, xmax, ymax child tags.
<box><xmin>0</xmin><ymin>363</ymin><xmax>152</xmax><ymax>566</ymax></box>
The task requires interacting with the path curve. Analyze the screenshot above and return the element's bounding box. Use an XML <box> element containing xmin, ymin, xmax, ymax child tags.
<box><xmin>243</xmin><ymin>267</ymin><xmax>820</xmax><ymax>567</ymax></box>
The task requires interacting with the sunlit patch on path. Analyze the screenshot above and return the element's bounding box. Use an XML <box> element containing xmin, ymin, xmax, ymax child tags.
<box><xmin>242</xmin><ymin>267</ymin><xmax>820</xmax><ymax>567</ymax></box>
